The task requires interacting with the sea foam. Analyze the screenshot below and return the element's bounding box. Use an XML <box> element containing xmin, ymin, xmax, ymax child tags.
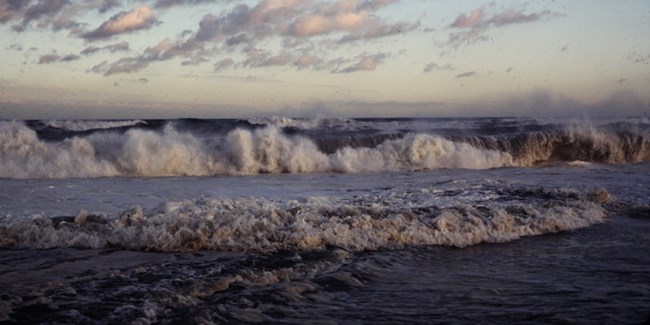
<box><xmin>0</xmin><ymin>121</ymin><xmax>512</xmax><ymax>178</ymax></box>
<box><xmin>1</xmin><ymin>120</ymin><xmax>648</xmax><ymax>179</ymax></box>
<box><xmin>0</xmin><ymin>187</ymin><xmax>608</xmax><ymax>252</ymax></box>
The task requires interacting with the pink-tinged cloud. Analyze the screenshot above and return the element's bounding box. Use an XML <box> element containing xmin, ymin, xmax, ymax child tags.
<box><xmin>451</xmin><ymin>5</ymin><xmax>558</xmax><ymax>30</ymax></box>
<box><xmin>446</xmin><ymin>5</ymin><xmax>561</xmax><ymax>49</ymax></box>
<box><xmin>450</xmin><ymin>8</ymin><xmax>483</xmax><ymax>28</ymax></box>
<box><xmin>91</xmin><ymin>0</ymin><xmax>414</xmax><ymax>75</ymax></box>
<box><xmin>289</xmin><ymin>11</ymin><xmax>367</xmax><ymax>36</ymax></box>
<box><xmin>82</xmin><ymin>6</ymin><xmax>157</xmax><ymax>40</ymax></box>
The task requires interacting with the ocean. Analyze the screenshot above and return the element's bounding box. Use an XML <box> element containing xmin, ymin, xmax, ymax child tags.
<box><xmin>0</xmin><ymin>117</ymin><xmax>649</xmax><ymax>323</ymax></box>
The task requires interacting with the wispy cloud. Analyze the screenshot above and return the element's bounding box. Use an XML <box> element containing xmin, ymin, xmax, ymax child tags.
<box><xmin>337</xmin><ymin>53</ymin><xmax>387</xmax><ymax>73</ymax></box>
<box><xmin>446</xmin><ymin>4</ymin><xmax>562</xmax><ymax>49</ymax></box>
<box><xmin>39</xmin><ymin>52</ymin><xmax>82</xmax><ymax>64</ymax></box>
<box><xmin>450</xmin><ymin>7</ymin><xmax>483</xmax><ymax>28</ymax></box>
<box><xmin>456</xmin><ymin>71</ymin><xmax>477</xmax><ymax>78</ymax></box>
<box><xmin>628</xmin><ymin>52</ymin><xmax>650</xmax><ymax>64</ymax></box>
<box><xmin>423</xmin><ymin>62</ymin><xmax>454</xmax><ymax>73</ymax></box>
<box><xmin>82</xmin><ymin>6</ymin><xmax>157</xmax><ymax>40</ymax></box>
<box><xmin>104</xmin><ymin>41</ymin><xmax>130</xmax><ymax>52</ymax></box>
<box><xmin>60</xmin><ymin>54</ymin><xmax>81</xmax><ymax>62</ymax></box>
<box><xmin>154</xmin><ymin>0</ymin><xmax>216</xmax><ymax>8</ymax></box>
<box><xmin>213</xmin><ymin>58</ymin><xmax>234</xmax><ymax>72</ymax></box>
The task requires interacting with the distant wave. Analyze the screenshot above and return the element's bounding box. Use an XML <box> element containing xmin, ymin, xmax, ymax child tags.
<box><xmin>0</xmin><ymin>187</ymin><xmax>609</xmax><ymax>252</ymax></box>
<box><xmin>0</xmin><ymin>120</ymin><xmax>648</xmax><ymax>179</ymax></box>
<box><xmin>38</xmin><ymin>119</ymin><xmax>146</xmax><ymax>132</ymax></box>
<box><xmin>247</xmin><ymin>116</ymin><xmax>356</xmax><ymax>130</ymax></box>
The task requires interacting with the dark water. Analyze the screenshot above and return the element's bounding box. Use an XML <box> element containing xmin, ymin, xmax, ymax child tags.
<box><xmin>2</xmin><ymin>215</ymin><xmax>649</xmax><ymax>324</ymax></box>
<box><xmin>1</xmin><ymin>117</ymin><xmax>649</xmax><ymax>323</ymax></box>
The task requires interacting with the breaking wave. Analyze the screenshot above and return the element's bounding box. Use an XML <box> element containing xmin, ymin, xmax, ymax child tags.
<box><xmin>0</xmin><ymin>120</ymin><xmax>648</xmax><ymax>179</ymax></box>
<box><xmin>0</xmin><ymin>187</ymin><xmax>609</xmax><ymax>252</ymax></box>
<box><xmin>458</xmin><ymin>125</ymin><xmax>650</xmax><ymax>165</ymax></box>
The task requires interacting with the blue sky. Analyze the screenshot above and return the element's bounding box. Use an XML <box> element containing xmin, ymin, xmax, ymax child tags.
<box><xmin>1</xmin><ymin>0</ymin><xmax>649</xmax><ymax>118</ymax></box>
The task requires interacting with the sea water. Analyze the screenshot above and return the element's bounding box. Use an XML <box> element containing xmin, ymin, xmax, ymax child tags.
<box><xmin>0</xmin><ymin>117</ymin><xmax>649</xmax><ymax>323</ymax></box>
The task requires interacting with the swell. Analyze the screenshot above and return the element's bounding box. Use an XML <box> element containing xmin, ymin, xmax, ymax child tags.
<box><xmin>0</xmin><ymin>120</ymin><xmax>648</xmax><ymax>179</ymax></box>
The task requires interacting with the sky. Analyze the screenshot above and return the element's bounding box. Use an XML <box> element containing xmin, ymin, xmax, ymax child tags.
<box><xmin>0</xmin><ymin>0</ymin><xmax>649</xmax><ymax>119</ymax></box>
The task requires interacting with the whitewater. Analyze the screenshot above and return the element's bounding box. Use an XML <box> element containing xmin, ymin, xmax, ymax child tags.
<box><xmin>1</xmin><ymin>117</ymin><xmax>649</xmax><ymax>323</ymax></box>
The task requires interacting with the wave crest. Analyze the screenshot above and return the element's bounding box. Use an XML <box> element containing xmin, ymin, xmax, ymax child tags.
<box><xmin>0</xmin><ymin>121</ymin><xmax>513</xmax><ymax>178</ymax></box>
<box><xmin>1</xmin><ymin>120</ymin><xmax>648</xmax><ymax>179</ymax></box>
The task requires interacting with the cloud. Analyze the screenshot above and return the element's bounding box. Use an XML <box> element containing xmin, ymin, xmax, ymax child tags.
<box><xmin>23</xmin><ymin>0</ymin><xmax>66</xmax><ymax>22</ymax></box>
<box><xmin>87</xmin><ymin>60</ymin><xmax>109</xmax><ymax>73</ymax></box>
<box><xmin>60</xmin><ymin>54</ymin><xmax>81</xmax><ymax>62</ymax></box>
<box><xmin>81</xmin><ymin>46</ymin><xmax>101</xmax><ymax>55</ymax></box>
<box><xmin>294</xmin><ymin>54</ymin><xmax>323</xmax><ymax>69</ymax></box>
<box><xmin>9</xmin><ymin>0</ymin><xmax>67</xmax><ymax>31</ymax></box>
<box><xmin>154</xmin><ymin>0</ymin><xmax>216</xmax><ymax>8</ymax></box>
<box><xmin>0</xmin><ymin>0</ymin><xmax>29</xmax><ymax>23</ymax></box>
<box><xmin>104</xmin><ymin>41</ymin><xmax>130</xmax><ymax>52</ymax></box>
<box><xmin>81</xmin><ymin>41</ymin><xmax>129</xmax><ymax>56</ymax></box>
<box><xmin>338</xmin><ymin>53</ymin><xmax>387</xmax><ymax>73</ymax></box>
<box><xmin>82</xmin><ymin>6</ymin><xmax>157</xmax><ymax>40</ymax></box>
<box><xmin>38</xmin><ymin>54</ymin><xmax>60</xmax><ymax>64</ymax></box>
<box><xmin>91</xmin><ymin>0</ymin><xmax>415</xmax><ymax>75</ymax></box>
<box><xmin>423</xmin><ymin>62</ymin><xmax>453</xmax><ymax>73</ymax></box>
<box><xmin>257</xmin><ymin>52</ymin><xmax>292</xmax><ymax>67</ymax></box>
<box><xmin>456</xmin><ymin>71</ymin><xmax>477</xmax><ymax>78</ymax></box>
<box><xmin>213</xmin><ymin>58</ymin><xmax>234</xmax><ymax>71</ymax></box>
<box><xmin>8</xmin><ymin>43</ymin><xmax>23</xmax><ymax>51</ymax></box>
<box><xmin>446</xmin><ymin>5</ymin><xmax>561</xmax><ymax>49</ymax></box>
<box><xmin>97</xmin><ymin>0</ymin><xmax>122</xmax><ymax>13</ymax></box>
<box><xmin>450</xmin><ymin>7</ymin><xmax>483</xmax><ymax>28</ymax></box>
<box><xmin>89</xmin><ymin>37</ymin><xmax>188</xmax><ymax>75</ymax></box>
<box><xmin>423</xmin><ymin>62</ymin><xmax>438</xmax><ymax>73</ymax></box>
<box><xmin>628</xmin><ymin>52</ymin><xmax>650</xmax><ymax>64</ymax></box>
<box><xmin>1</xmin><ymin>0</ymin><xmax>128</xmax><ymax>33</ymax></box>
<box><xmin>100</xmin><ymin>57</ymin><xmax>149</xmax><ymax>75</ymax></box>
